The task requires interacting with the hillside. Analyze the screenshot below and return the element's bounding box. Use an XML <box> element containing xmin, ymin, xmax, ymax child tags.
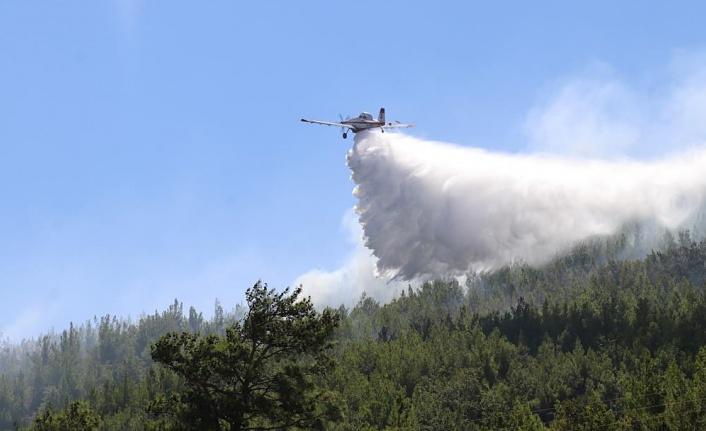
<box><xmin>2</xmin><ymin>230</ymin><xmax>706</xmax><ymax>429</ymax></box>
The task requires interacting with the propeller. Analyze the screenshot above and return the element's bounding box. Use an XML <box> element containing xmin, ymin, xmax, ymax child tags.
<box><xmin>339</xmin><ymin>113</ymin><xmax>348</xmax><ymax>139</ymax></box>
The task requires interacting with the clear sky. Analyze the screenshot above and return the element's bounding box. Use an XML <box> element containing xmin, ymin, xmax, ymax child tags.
<box><xmin>2</xmin><ymin>1</ymin><xmax>706</xmax><ymax>340</ymax></box>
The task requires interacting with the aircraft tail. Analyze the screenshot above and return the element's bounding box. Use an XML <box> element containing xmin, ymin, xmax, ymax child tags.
<box><xmin>378</xmin><ymin>108</ymin><xmax>386</xmax><ymax>124</ymax></box>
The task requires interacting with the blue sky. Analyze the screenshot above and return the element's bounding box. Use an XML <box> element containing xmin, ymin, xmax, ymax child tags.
<box><xmin>2</xmin><ymin>1</ymin><xmax>706</xmax><ymax>340</ymax></box>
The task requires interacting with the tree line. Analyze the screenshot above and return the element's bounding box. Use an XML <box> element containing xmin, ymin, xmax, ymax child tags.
<box><xmin>2</xmin><ymin>229</ymin><xmax>706</xmax><ymax>429</ymax></box>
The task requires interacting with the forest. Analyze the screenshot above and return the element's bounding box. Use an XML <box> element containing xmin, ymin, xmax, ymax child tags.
<box><xmin>2</xmin><ymin>226</ymin><xmax>706</xmax><ymax>430</ymax></box>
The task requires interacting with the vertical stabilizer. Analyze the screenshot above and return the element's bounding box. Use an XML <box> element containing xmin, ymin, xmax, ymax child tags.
<box><xmin>378</xmin><ymin>107</ymin><xmax>386</xmax><ymax>124</ymax></box>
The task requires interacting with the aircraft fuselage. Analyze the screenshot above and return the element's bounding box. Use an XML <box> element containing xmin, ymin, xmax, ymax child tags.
<box><xmin>341</xmin><ymin>119</ymin><xmax>384</xmax><ymax>133</ymax></box>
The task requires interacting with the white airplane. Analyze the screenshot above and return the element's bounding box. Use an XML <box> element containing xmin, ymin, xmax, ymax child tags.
<box><xmin>301</xmin><ymin>108</ymin><xmax>413</xmax><ymax>139</ymax></box>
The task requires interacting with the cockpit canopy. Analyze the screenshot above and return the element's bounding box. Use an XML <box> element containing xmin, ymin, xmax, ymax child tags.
<box><xmin>359</xmin><ymin>112</ymin><xmax>373</xmax><ymax>120</ymax></box>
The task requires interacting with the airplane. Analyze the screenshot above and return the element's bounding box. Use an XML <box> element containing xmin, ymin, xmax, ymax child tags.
<box><xmin>301</xmin><ymin>107</ymin><xmax>413</xmax><ymax>139</ymax></box>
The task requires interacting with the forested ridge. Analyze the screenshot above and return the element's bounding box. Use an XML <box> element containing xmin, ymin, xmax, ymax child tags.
<box><xmin>2</xmin><ymin>228</ymin><xmax>706</xmax><ymax>429</ymax></box>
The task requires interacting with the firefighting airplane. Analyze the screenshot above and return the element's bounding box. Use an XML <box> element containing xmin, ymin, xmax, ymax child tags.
<box><xmin>300</xmin><ymin>108</ymin><xmax>414</xmax><ymax>139</ymax></box>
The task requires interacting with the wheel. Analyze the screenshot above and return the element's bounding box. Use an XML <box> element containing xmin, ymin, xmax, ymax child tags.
<box><xmin>342</xmin><ymin>132</ymin><xmax>348</xmax><ymax>139</ymax></box>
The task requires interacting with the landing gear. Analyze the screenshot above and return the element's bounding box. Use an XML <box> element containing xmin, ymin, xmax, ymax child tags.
<box><xmin>342</xmin><ymin>132</ymin><xmax>348</xmax><ymax>139</ymax></box>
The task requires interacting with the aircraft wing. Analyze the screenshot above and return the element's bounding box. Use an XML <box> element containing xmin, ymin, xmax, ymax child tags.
<box><xmin>300</xmin><ymin>118</ymin><xmax>355</xmax><ymax>130</ymax></box>
<box><xmin>381</xmin><ymin>121</ymin><xmax>414</xmax><ymax>129</ymax></box>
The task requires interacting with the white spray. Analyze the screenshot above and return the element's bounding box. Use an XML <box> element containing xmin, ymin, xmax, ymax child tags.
<box><xmin>347</xmin><ymin>131</ymin><xmax>706</xmax><ymax>280</ymax></box>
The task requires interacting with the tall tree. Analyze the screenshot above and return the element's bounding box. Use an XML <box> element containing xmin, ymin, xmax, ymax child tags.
<box><xmin>150</xmin><ymin>282</ymin><xmax>340</xmax><ymax>431</ymax></box>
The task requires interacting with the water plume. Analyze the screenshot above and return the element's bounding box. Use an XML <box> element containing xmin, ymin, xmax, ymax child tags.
<box><xmin>347</xmin><ymin>131</ymin><xmax>706</xmax><ymax>280</ymax></box>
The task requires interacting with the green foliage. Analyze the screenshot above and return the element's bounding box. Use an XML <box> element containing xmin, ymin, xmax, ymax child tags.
<box><xmin>3</xmin><ymin>231</ymin><xmax>706</xmax><ymax>429</ymax></box>
<box><xmin>29</xmin><ymin>401</ymin><xmax>99</xmax><ymax>431</ymax></box>
<box><xmin>506</xmin><ymin>400</ymin><xmax>545</xmax><ymax>430</ymax></box>
<box><xmin>0</xmin><ymin>298</ymin><xmax>242</xmax><ymax>429</ymax></box>
<box><xmin>150</xmin><ymin>282</ymin><xmax>341</xmax><ymax>430</ymax></box>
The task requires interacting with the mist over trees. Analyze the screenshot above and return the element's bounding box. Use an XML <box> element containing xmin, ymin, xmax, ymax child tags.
<box><xmin>2</xmin><ymin>227</ymin><xmax>706</xmax><ymax>429</ymax></box>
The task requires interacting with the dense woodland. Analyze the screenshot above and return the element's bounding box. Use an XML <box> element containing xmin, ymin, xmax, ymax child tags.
<box><xmin>3</xmin><ymin>225</ymin><xmax>706</xmax><ymax>429</ymax></box>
